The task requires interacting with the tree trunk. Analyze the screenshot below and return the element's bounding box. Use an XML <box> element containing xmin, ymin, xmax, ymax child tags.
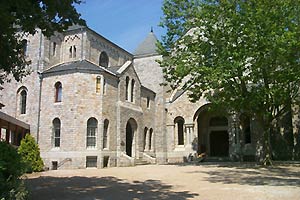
<box><xmin>262</xmin><ymin>126</ymin><xmax>273</xmax><ymax>166</ymax></box>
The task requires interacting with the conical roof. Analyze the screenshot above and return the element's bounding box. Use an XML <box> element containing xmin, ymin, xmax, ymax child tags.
<box><xmin>134</xmin><ymin>29</ymin><xmax>159</xmax><ymax>57</ymax></box>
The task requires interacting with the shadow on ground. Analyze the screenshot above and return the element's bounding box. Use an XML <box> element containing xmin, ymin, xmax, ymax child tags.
<box><xmin>26</xmin><ymin>176</ymin><xmax>199</xmax><ymax>200</ymax></box>
<box><xmin>186</xmin><ymin>163</ymin><xmax>300</xmax><ymax>187</ymax></box>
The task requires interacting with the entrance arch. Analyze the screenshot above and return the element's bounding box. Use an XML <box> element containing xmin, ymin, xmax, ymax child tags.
<box><xmin>195</xmin><ymin>105</ymin><xmax>229</xmax><ymax>157</ymax></box>
<box><xmin>126</xmin><ymin>118</ymin><xmax>137</xmax><ymax>157</ymax></box>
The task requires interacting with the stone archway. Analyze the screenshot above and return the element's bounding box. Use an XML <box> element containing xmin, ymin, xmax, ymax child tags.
<box><xmin>195</xmin><ymin>105</ymin><xmax>229</xmax><ymax>157</ymax></box>
<box><xmin>126</xmin><ymin>118</ymin><xmax>137</xmax><ymax>157</ymax></box>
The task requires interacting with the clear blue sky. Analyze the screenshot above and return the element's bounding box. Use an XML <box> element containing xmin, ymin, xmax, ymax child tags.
<box><xmin>76</xmin><ymin>0</ymin><xmax>166</xmax><ymax>53</ymax></box>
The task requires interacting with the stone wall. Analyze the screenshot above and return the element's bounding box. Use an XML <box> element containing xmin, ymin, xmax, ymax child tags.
<box><xmin>39</xmin><ymin>71</ymin><xmax>119</xmax><ymax>169</ymax></box>
<box><xmin>0</xmin><ymin>30</ymin><xmax>45</xmax><ymax>139</ymax></box>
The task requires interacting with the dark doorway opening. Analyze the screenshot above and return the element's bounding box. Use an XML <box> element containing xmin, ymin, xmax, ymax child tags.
<box><xmin>210</xmin><ymin>131</ymin><xmax>229</xmax><ymax>157</ymax></box>
<box><xmin>126</xmin><ymin>122</ymin><xmax>133</xmax><ymax>157</ymax></box>
<box><xmin>52</xmin><ymin>161</ymin><xmax>58</xmax><ymax>170</ymax></box>
<box><xmin>103</xmin><ymin>156</ymin><xmax>109</xmax><ymax>168</ymax></box>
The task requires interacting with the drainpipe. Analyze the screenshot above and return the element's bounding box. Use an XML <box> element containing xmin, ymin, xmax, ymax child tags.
<box><xmin>36</xmin><ymin>72</ymin><xmax>43</xmax><ymax>144</ymax></box>
<box><xmin>36</xmin><ymin>30</ymin><xmax>43</xmax><ymax>143</ymax></box>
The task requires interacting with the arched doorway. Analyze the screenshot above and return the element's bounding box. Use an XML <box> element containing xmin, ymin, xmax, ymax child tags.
<box><xmin>126</xmin><ymin>118</ymin><xmax>137</xmax><ymax>157</ymax></box>
<box><xmin>195</xmin><ymin>105</ymin><xmax>229</xmax><ymax>157</ymax></box>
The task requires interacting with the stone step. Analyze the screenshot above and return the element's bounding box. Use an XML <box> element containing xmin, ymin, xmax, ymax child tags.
<box><xmin>134</xmin><ymin>159</ymin><xmax>150</xmax><ymax>166</ymax></box>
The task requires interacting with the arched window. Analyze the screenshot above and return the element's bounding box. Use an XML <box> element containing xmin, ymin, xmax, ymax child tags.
<box><xmin>99</xmin><ymin>51</ymin><xmax>109</xmax><ymax>68</ymax></box>
<box><xmin>87</xmin><ymin>118</ymin><xmax>97</xmax><ymax>148</ymax></box>
<box><xmin>147</xmin><ymin>97</ymin><xmax>150</xmax><ymax>108</ymax></box>
<box><xmin>69</xmin><ymin>45</ymin><xmax>76</xmax><ymax>58</ymax></box>
<box><xmin>149</xmin><ymin>128</ymin><xmax>153</xmax><ymax>150</ymax></box>
<box><xmin>73</xmin><ymin>46</ymin><xmax>76</xmax><ymax>58</ymax></box>
<box><xmin>52</xmin><ymin>42</ymin><xmax>57</xmax><ymax>56</ymax></box>
<box><xmin>143</xmin><ymin>127</ymin><xmax>148</xmax><ymax>150</ymax></box>
<box><xmin>55</xmin><ymin>82</ymin><xmax>62</xmax><ymax>102</ymax></box>
<box><xmin>103</xmin><ymin>78</ymin><xmax>106</xmax><ymax>95</ymax></box>
<box><xmin>175</xmin><ymin>117</ymin><xmax>185</xmax><ymax>145</ymax></box>
<box><xmin>21</xmin><ymin>39</ymin><xmax>27</xmax><ymax>55</ymax></box>
<box><xmin>125</xmin><ymin>76</ymin><xmax>129</xmax><ymax>100</ymax></box>
<box><xmin>69</xmin><ymin>46</ymin><xmax>72</xmax><ymax>58</ymax></box>
<box><xmin>96</xmin><ymin>76</ymin><xmax>101</xmax><ymax>93</ymax></box>
<box><xmin>53</xmin><ymin>118</ymin><xmax>61</xmax><ymax>147</ymax></box>
<box><xmin>103</xmin><ymin>119</ymin><xmax>109</xmax><ymax>149</ymax></box>
<box><xmin>131</xmin><ymin>79</ymin><xmax>135</xmax><ymax>102</ymax></box>
<box><xmin>20</xmin><ymin>90</ymin><xmax>27</xmax><ymax>114</ymax></box>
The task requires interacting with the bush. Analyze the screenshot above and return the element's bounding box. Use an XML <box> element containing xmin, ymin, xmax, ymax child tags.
<box><xmin>0</xmin><ymin>141</ymin><xmax>28</xmax><ymax>200</ymax></box>
<box><xmin>18</xmin><ymin>134</ymin><xmax>44</xmax><ymax>173</ymax></box>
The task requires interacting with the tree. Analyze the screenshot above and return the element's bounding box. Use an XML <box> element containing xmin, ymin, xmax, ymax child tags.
<box><xmin>18</xmin><ymin>134</ymin><xmax>44</xmax><ymax>173</ymax></box>
<box><xmin>0</xmin><ymin>0</ymin><xmax>85</xmax><ymax>84</ymax></box>
<box><xmin>159</xmin><ymin>0</ymin><xmax>300</xmax><ymax>165</ymax></box>
<box><xmin>0</xmin><ymin>141</ymin><xmax>28</xmax><ymax>200</ymax></box>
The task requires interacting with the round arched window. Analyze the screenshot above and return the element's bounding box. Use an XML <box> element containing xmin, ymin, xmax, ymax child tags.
<box><xmin>99</xmin><ymin>52</ymin><xmax>109</xmax><ymax>68</ymax></box>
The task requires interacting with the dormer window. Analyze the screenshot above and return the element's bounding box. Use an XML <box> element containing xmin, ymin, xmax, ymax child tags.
<box><xmin>99</xmin><ymin>51</ymin><xmax>109</xmax><ymax>68</ymax></box>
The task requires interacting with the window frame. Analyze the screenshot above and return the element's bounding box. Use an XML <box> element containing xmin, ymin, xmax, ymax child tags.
<box><xmin>99</xmin><ymin>51</ymin><xmax>109</xmax><ymax>68</ymax></box>
<box><xmin>53</xmin><ymin>118</ymin><xmax>61</xmax><ymax>148</ymax></box>
<box><xmin>20</xmin><ymin>90</ymin><xmax>27</xmax><ymax>114</ymax></box>
<box><xmin>55</xmin><ymin>82</ymin><xmax>62</xmax><ymax>102</ymax></box>
<box><xmin>103</xmin><ymin>119</ymin><xmax>109</xmax><ymax>149</ymax></box>
<box><xmin>87</xmin><ymin>118</ymin><xmax>97</xmax><ymax>148</ymax></box>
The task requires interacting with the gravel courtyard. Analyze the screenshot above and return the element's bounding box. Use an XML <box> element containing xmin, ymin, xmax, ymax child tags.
<box><xmin>25</xmin><ymin>163</ymin><xmax>300</xmax><ymax>200</ymax></box>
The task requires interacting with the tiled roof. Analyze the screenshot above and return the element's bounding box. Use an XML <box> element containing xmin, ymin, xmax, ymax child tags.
<box><xmin>134</xmin><ymin>30</ymin><xmax>159</xmax><ymax>57</ymax></box>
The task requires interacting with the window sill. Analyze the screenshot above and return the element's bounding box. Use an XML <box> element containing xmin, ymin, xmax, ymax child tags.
<box><xmin>86</xmin><ymin>147</ymin><xmax>97</xmax><ymax>150</ymax></box>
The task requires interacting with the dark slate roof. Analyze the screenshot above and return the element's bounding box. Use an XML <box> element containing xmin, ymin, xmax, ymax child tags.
<box><xmin>134</xmin><ymin>30</ymin><xmax>159</xmax><ymax>57</ymax></box>
<box><xmin>107</xmin><ymin>66</ymin><xmax>122</xmax><ymax>74</ymax></box>
<box><xmin>43</xmin><ymin>60</ymin><xmax>109</xmax><ymax>77</ymax></box>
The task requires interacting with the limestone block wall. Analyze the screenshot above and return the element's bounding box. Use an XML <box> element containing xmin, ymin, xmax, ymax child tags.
<box><xmin>102</xmin><ymin>73</ymin><xmax>119</xmax><ymax>152</ymax></box>
<box><xmin>166</xmin><ymin>91</ymin><xmax>208</xmax><ymax>162</ymax></box>
<box><xmin>134</xmin><ymin>55</ymin><xmax>167</xmax><ymax>163</ymax></box>
<box><xmin>0</xmin><ymin>30</ymin><xmax>45</xmax><ymax>138</ymax></box>
<box><xmin>86</xmin><ymin>30</ymin><xmax>132</xmax><ymax>67</ymax></box>
<box><xmin>43</xmin><ymin>33</ymin><xmax>64</xmax><ymax>69</ymax></box>
<box><xmin>61</xmin><ymin>31</ymin><xmax>84</xmax><ymax>63</ymax></box>
<box><xmin>39</xmin><ymin>72</ymin><xmax>119</xmax><ymax>169</ymax></box>
<box><xmin>140</xmin><ymin>88</ymin><xmax>156</xmax><ymax>153</ymax></box>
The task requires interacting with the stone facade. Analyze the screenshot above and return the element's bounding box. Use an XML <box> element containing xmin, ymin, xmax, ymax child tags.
<box><xmin>1</xmin><ymin>25</ymin><xmax>282</xmax><ymax>169</ymax></box>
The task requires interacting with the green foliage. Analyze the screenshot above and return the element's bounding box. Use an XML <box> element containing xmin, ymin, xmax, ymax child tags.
<box><xmin>0</xmin><ymin>0</ymin><xmax>85</xmax><ymax>84</ymax></box>
<box><xmin>18</xmin><ymin>134</ymin><xmax>44</xmax><ymax>173</ymax></box>
<box><xmin>0</xmin><ymin>141</ymin><xmax>28</xmax><ymax>200</ymax></box>
<box><xmin>160</xmin><ymin>0</ymin><xmax>300</xmax><ymax>164</ymax></box>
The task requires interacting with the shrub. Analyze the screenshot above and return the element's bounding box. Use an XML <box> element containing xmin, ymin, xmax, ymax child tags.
<box><xmin>18</xmin><ymin>134</ymin><xmax>44</xmax><ymax>173</ymax></box>
<box><xmin>0</xmin><ymin>141</ymin><xmax>28</xmax><ymax>200</ymax></box>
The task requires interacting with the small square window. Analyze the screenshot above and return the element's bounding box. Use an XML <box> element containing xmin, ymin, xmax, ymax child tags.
<box><xmin>86</xmin><ymin>156</ymin><xmax>97</xmax><ymax>168</ymax></box>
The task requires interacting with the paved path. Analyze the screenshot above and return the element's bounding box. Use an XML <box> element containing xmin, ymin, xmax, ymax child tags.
<box><xmin>25</xmin><ymin>163</ymin><xmax>300</xmax><ymax>200</ymax></box>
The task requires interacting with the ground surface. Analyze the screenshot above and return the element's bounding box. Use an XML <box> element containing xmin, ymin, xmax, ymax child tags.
<box><xmin>25</xmin><ymin>163</ymin><xmax>300</xmax><ymax>200</ymax></box>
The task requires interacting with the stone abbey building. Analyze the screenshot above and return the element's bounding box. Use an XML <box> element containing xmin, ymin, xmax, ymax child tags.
<box><xmin>1</xmin><ymin>25</ymin><xmax>295</xmax><ymax>169</ymax></box>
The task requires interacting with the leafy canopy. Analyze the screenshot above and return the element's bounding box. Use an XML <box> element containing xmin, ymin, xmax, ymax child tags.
<box><xmin>0</xmin><ymin>0</ymin><xmax>85</xmax><ymax>84</ymax></box>
<box><xmin>159</xmin><ymin>0</ymin><xmax>300</xmax><ymax>122</ymax></box>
